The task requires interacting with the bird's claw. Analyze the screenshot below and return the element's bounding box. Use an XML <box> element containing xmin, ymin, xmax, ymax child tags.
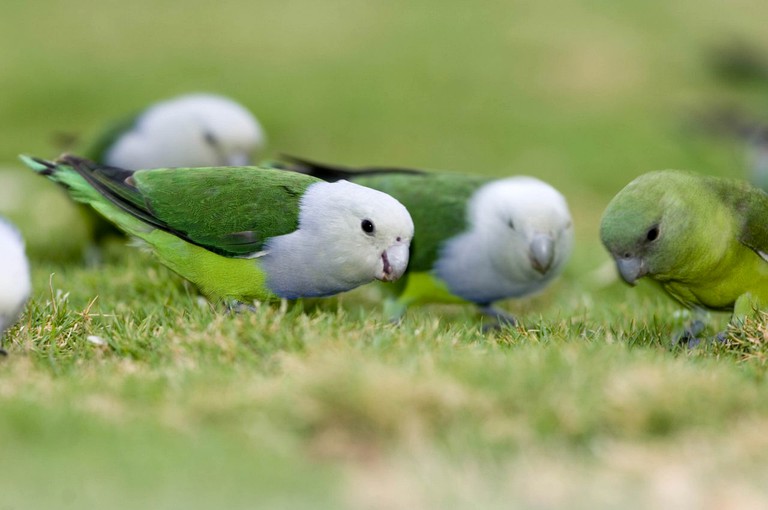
<box><xmin>481</xmin><ymin>322</ymin><xmax>504</xmax><ymax>333</ymax></box>
<box><xmin>383</xmin><ymin>298</ymin><xmax>407</xmax><ymax>325</ymax></box>
<box><xmin>673</xmin><ymin>321</ymin><xmax>732</xmax><ymax>348</ymax></box>
<box><xmin>673</xmin><ymin>319</ymin><xmax>706</xmax><ymax>348</ymax></box>
<box><xmin>478</xmin><ymin>305</ymin><xmax>517</xmax><ymax>332</ymax></box>
<box><xmin>225</xmin><ymin>301</ymin><xmax>259</xmax><ymax>314</ymax></box>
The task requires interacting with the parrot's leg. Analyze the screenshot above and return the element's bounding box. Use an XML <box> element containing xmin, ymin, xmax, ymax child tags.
<box><xmin>224</xmin><ymin>301</ymin><xmax>259</xmax><ymax>314</ymax></box>
<box><xmin>83</xmin><ymin>244</ymin><xmax>104</xmax><ymax>267</ymax></box>
<box><xmin>0</xmin><ymin>316</ymin><xmax>5</xmax><ymax>355</ymax></box>
<box><xmin>478</xmin><ymin>304</ymin><xmax>517</xmax><ymax>332</ymax></box>
<box><xmin>673</xmin><ymin>308</ymin><xmax>709</xmax><ymax>348</ymax></box>
<box><xmin>677</xmin><ymin>321</ymin><xmax>706</xmax><ymax>348</ymax></box>
<box><xmin>383</xmin><ymin>297</ymin><xmax>410</xmax><ymax>324</ymax></box>
<box><xmin>382</xmin><ymin>274</ymin><xmax>432</xmax><ymax>324</ymax></box>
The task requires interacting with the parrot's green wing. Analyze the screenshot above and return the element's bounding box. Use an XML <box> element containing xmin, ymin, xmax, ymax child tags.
<box><xmin>53</xmin><ymin>155</ymin><xmax>316</xmax><ymax>256</ymax></box>
<box><xmin>736</xmin><ymin>187</ymin><xmax>768</xmax><ymax>259</ymax></box>
<box><xmin>712</xmin><ymin>176</ymin><xmax>768</xmax><ymax>258</ymax></box>
<box><xmin>276</xmin><ymin>156</ymin><xmax>489</xmax><ymax>271</ymax></box>
<box><xmin>80</xmin><ymin>111</ymin><xmax>141</xmax><ymax>162</ymax></box>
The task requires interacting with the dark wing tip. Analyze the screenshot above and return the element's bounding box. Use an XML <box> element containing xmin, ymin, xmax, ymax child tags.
<box><xmin>278</xmin><ymin>154</ymin><xmax>352</xmax><ymax>181</ymax></box>
<box><xmin>56</xmin><ymin>153</ymin><xmax>90</xmax><ymax>165</ymax></box>
<box><xmin>54</xmin><ymin>153</ymin><xmax>137</xmax><ymax>185</ymax></box>
<box><xmin>278</xmin><ymin>154</ymin><xmax>425</xmax><ymax>182</ymax></box>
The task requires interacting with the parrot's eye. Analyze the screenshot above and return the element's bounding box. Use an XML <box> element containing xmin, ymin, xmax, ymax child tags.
<box><xmin>507</xmin><ymin>219</ymin><xmax>515</xmax><ymax>230</ymax></box>
<box><xmin>646</xmin><ymin>226</ymin><xmax>659</xmax><ymax>242</ymax></box>
<box><xmin>361</xmin><ymin>219</ymin><xmax>375</xmax><ymax>235</ymax></box>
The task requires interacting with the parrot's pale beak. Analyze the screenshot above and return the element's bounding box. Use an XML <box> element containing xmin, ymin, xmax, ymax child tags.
<box><xmin>378</xmin><ymin>242</ymin><xmax>410</xmax><ymax>282</ymax></box>
<box><xmin>615</xmin><ymin>255</ymin><xmax>648</xmax><ymax>285</ymax></box>
<box><xmin>529</xmin><ymin>233</ymin><xmax>555</xmax><ymax>275</ymax></box>
<box><xmin>225</xmin><ymin>152</ymin><xmax>251</xmax><ymax>167</ymax></box>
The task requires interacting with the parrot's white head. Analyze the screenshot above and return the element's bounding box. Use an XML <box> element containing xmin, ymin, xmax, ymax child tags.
<box><xmin>262</xmin><ymin>181</ymin><xmax>414</xmax><ymax>298</ymax></box>
<box><xmin>471</xmin><ymin>177</ymin><xmax>574</xmax><ymax>281</ymax></box>
<box><xmin>105</xmin><ymin>93</ymin><xmax>265</xmax><ymax>170</ymax></box>
<box><xmin>0</xmin><ymin>218</ymin><xmax>31</xmax><ymax>335</ymax></box>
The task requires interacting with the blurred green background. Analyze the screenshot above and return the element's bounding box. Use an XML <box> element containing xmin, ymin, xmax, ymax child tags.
<box><xmin>3</xmin><ymin>0</ymin><xmax>768</xmax><ymax>261</ymax></box>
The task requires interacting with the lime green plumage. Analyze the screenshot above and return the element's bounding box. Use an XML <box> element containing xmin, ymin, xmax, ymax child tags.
<box><xmin>141</xmin><ymin>230</ymin><xmax>268</xmax><ymax>301</ymax></box>
<box><xmin>22</xmin><ymin>155</ymin><xmax>318</xmax><ymax>303</ymax></box>
<box><xmin>660</xmin><ymin>175</ymin><xmax>768</xmax><ymax>312</ymax></box>
<box><xmin>600</xmin><ymin>170</ymin><xmax>768</xmax><ymax>317</ymax></box>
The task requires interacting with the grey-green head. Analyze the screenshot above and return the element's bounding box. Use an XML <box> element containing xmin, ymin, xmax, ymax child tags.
<box><xmin>600</xmin><ymin>170</ymin><xmax>716</xmax><ymax>285</ymax></box>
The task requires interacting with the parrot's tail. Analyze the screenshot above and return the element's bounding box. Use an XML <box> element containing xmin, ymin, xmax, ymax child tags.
<box><xmin>19</xmin><ymin>155</ymin><xmax>57</xmax><ymax>176</ymax></box>
<box><xmin>20</xmin><ymin>154</ymin><xmax>108</xmax><ymax>206</ymax></box>
<box><xmin>20</xmin><ymin>154</ymin><xmax>154</xmax><ymax>237</ymax></box>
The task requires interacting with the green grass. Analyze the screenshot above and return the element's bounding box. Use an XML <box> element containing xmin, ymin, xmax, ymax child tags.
<box><xmin>3</xmin><ymin>0</ymin><xmax>768</xmax><ymax>508</ymax></box>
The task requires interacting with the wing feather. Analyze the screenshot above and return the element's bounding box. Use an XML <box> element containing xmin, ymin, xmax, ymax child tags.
<box><xmin>59</xmin><ymin>155</ymin><xmax>316</xmax><ymax>256</ymax></box>
<box><xmin>713</xmin><ymin>175</ymin><xmax>768</xmax><ymax>260</ymax></box>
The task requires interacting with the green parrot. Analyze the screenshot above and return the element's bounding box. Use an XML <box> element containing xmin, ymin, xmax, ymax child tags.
<box><xmin>22</xmin><ymin>155</ymin><xmax>413</xmax><ymax>304</ymax></box>
<box><xmin>600</xmin><ymin>169</ymin><xmax>768</xmax><ymax>338</ymax></box>
<box><xmin>277</xmin><ymin>157</ymin><xmax>574</xmax><ymax>324</ymax></box>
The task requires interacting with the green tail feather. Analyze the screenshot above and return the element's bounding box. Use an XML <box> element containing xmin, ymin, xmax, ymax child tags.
<box><xmin>20</xmin><ymin>155</ymin><xmax>104</xmax><ymax>204</ymax></box>
<box><xmin>19</xmin><ymin>155</ymin><xmax>51</xmax><ymax>174</ymax></box>
<box><xmin>20</xmin><ymin>154</ymin><xmax>148</xmax><ymax>236</ymax></box>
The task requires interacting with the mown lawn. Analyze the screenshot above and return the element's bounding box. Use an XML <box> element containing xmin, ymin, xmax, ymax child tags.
<box><xmin>2</xmin><ymin>0</ymin><xmax>768</xmax><ymax>508</ymax></box>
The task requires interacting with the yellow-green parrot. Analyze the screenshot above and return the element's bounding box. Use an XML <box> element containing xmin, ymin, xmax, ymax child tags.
<box><xmin>600</xmin><ymin>169</ymin><xmax>768</xmax><ymax>341</ymax></box>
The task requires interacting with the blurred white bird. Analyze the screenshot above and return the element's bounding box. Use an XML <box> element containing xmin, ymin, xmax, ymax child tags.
<box><xmin>83</xmin><ymin>93</ymin><xmax>266</xmax><ymax>169</ymax></box>
<box><xmin>0</xmin><ymin>218</ymin><xmax>31</xmax><ymax>351</ymax></box>
<box><xmin>72</xmin><ymin>93</ymin><xmax>267</xmax><ymax>250</ymax></box>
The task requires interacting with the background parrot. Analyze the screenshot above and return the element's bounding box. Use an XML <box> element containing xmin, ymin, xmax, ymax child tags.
<box><xmin>277</xmin><ymin>157</ymin><xmax>574</xmax><ymax>325</ymax></box>
<box><xmin>76</xmin><ymin>93</ymin><xmax>266</xmax><ymax>249</ymax></box>
<box><xmin>82</xmin><ymin>93</ymin><xmax>266</xmax><ymax>169</ymax></box>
